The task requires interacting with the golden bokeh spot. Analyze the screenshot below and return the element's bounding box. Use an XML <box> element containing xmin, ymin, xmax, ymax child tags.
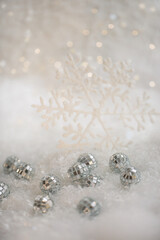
<box><xmin>19</xmin><ymin>57</ymin><xmax>25</xmax><ymax>62</ymax></box>
<box><xmin>149</xmin><ymin>44</ymin><xmax>156</xmax><ymax>50</ymax></box>
<box><xmin>120</xmin><ymin>22</ymin><xmax>127</xmax><ymax>28</ymax></box>
<box><xmin>24</xmin><ymin>38</ymin><xmax>30</xmax><ymax>43</ymax></box>
<box><xmin>23</xmin><ymin>61</ymin><xmax>30</xmax><ymax>68</ymax></box>
<box><xmin>35</xmin><ymin>48</ymin><xmax>40</xmax><ymax>54</ymax></box>
<box><xmin>133</xmin><ymin>75</ymin><xmax>140</xmax><ymax>81</ymax></box>
<box><xmin>91</xmin><ymin>8</ymin><xmax>98</xmax><ymax>14</ymax></box>
<box><xmin>54</xmin><ymin>61</ymin><xmax>62</xmax><ymax>68</ymax></box>
<box><xmin>82</xmin><ymin>62</ymin><xmax>88</xmax><ymax>68</ymax></box>
<box><xmin>132</xmin><ymin>30</ymin><xmax>139</xmax><ymax>36</ymax></box>
<box><xmin>149</xmin><ymin>81</ymin><xmax>156</xmax><ymax>87</ymax></box>
<box><xmin>11</xmin><ymin>68</ymin><xmax>16</xmax><ymax>74</ymax></box>
<box><xmin>108</xmin><ymin>24</ymin><xmax>114</xmax><ymax>29</ymax></box>
<box><xmin>97</xmin><ymin>56</ymin><xmax>103</xmax><ymax>64</ymax></box>
<box><xmin>96</xmin><ymin>42</ymin><xmax>103</xmax><ymax>48</ymax></box>
<box><xmin>82</xmin><ymin>29</ymin><xmax>90</xmax><ymax>36</ymax></box>
<box><xmin>87</xmin><ymin>72</ymin><xmax>93</xmax><ymax>78</ymax></box>
<box><xmin>139</xmin><ymin>3</ymin><xmax>146</xmax><ymax>9</ymax></box>
<box><xmin>66</xmin><ymin>41</ymin><xmax>73</xmax><ymax>48</ymax></box>
<box><xmin>101</xmin><ymin>30</ymin><xmax>108</xmax><ymax>36</ymax></box>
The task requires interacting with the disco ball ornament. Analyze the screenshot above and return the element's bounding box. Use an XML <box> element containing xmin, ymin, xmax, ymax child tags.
<box><xmin>40</xmin><ymin>174</ymin><xmax>60</xmax><ymax>194</ymax></box>
<box><xmin>77</xmin><ymin>153</ymin><xmax>97</xmax><ymax>171</ymax></box>
<box><xmin>3</xmin><ymin>155</ymin><xmax>20</xmax><ymax>174</ymax></box>
<box><xmin>120</xmin><ymin>166</ymin><xmax>141</xmax><ymax>186</ymax></box>
<box><xmin>68</xmin><ymin>162</ymin><xmax>90</xmax><ymax>181</ymax></box>
<box><xmin>0</xmin><ymin>182</ymin><xmax>10</xmax><ymax>201</ymax></box>
<box><xmin>33</xmin><ymin>195</ymin><xmax>53</xmax><ymax>213</ymax></box>
<box><xmin>77</xmin><ymin>197</ymin><xmax>101</xmax><ymax>217</ymax></box>
<box><xmin>14</xmin><ymin>162</ymin><xmax>34</xmax><ymax>180</ymax></box>
<box><xmin>109</xmin><ymin>153</ymin><xmax>130</xmax><ymax>173</ymax></box>
<box><xmin>79</xmin><ymin>174</ymin><xmax>101</xmax><ymax>187</ymax></box>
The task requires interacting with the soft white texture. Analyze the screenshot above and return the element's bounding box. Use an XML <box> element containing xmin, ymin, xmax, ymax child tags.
<box><xmin>0</xmin><ymin>147</ymin><xmax>160</xmax><ymax>240</ymax></box>
<box><xmin>0</xmin><ymin>0</ymin><xmax>160</xmax><ymax>240</ymax></box>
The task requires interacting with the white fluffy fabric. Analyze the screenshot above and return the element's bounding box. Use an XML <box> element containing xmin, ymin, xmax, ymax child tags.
<box><xmin>1</xmin><ymin>147</ymin><xmax>160</xmax><ymax>240</ymax></box>
<box><xmin>0</xmin><ymin>0</ymin><xmax>160</xmax><ymax>240</ymax></box>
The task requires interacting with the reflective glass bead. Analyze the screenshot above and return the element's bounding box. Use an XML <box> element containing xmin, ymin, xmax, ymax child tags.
<box><xmin>120</xmin><ymin>166</ymin><xmax>141</xmax><ymax>186</ymax></box>
<box><xmin>77</xmin><ymin>197</ymin><xmax>101</xmax><ymax>217</ymax></box>
<box><xmin>109</xmin><ymin>153</ymin><xmax>130</xmax><ymax>173</ymax></box>
<box><xmin>40</xmin><ymin>174</ymin><xmax>60</xmax><ymax>194</ymax></box>
<box><xmin>68</xmin><ymin>162</ymin><xmax>90</xmax><ymax>181</ymax></box>
<box><xmin>0</xmin><ymin>182</ymin><xmax>10</xmax><ymax>201</ymax></box>
<box><xmin>33</xmin><ymin>195</ymin><xmax>53</xmax><ymax>213</ymax></box>
<box><xmin>14</xmin><ymin>162</ymin><xmax>34</xmax><ymax>180</ymax></box>
<box><xmin>3</xmin><ymin>155</ymin><xmax>20</xmax><ymax>174</ymax></box>
<box><xmin>77</xmin><ymin>153</ymin><xmax>97</xmax><ymax>171</ymax></box>
<box><xmin>79</xmin><ymin>174</ymin><xmax>101</xmax><ymax>187</ymax></box>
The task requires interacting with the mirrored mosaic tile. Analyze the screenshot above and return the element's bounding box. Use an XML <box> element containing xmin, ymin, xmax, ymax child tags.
<box><xmin>77</xmin><ymin>197</ymin><xmax>101</xmax><ymax>217</ymax></box>
<box><xmin>33</xmin><ymin>195</ymin><xmax>53</xmax><ymax>213</ymax></box>
<box><xmin>79</xmin><ymin>174</ymin><xmax>101</xmax><ymax>187</ymax></box>
<box><xmin>0</xmin><ymin>182</ymin><xmax>10</xmax><ymax>201</ymax></box>
<box><xmin>77</xmin><ymin>153</ymin><xmax>97</xmax><ymax>171</ymax></box>
<box><xmin>3</xmin><ymin>155</ymin><xmax>20</xmax><ymax>174</ymax></box>
<box><xmin>68</xmin><ymin>162</ymin><xmax>90</xmax><ymax>181</ymax></box>
<box><xmin>109</xmin><ymin>153</ymin><xmax>130</xmax><ymax>173</ymax></box>
<box><xmin>14</xmin><ymin>162</ymin><xmax>34</xmax><ymax>180</ymax></box>
<box><xmin>40</xmin><ymin>174</ymin><xmax>61</xmax><ymax>194</ymax></box>
<box><xmin>120</xmin><ymin>166</ymin><xmax>141</xmax><ymax>186</ymax></box>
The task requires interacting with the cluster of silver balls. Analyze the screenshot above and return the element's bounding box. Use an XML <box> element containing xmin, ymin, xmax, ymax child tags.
<box><xmin>67</xmin><ymin>153</ymin><xmax>101</xmax><ymax>188</ymax></box>
<box><xmin>3</xmin><ymin>155</ymin><xmax>34</xmax><ymax>181</ymax></box>
<box><xmin>0</xmin><ymin>155</ymin><xmax>34</xmax><ymax>201</ymax></box>
<box><xmin>109</xmin><ymin>153</ymin><xmax>141</xmax><ymax>186</ymax></box>
<box><xmin>34</xmin><ymin>153</ymin><xmax>101</xmax><ymax>214</ymax></box>
<box><xmin>33</xmin><ymin>174</ymin><xmax>61</xmax><ymax>213</ymax></box>
<box><xmin>1</xmin><ymin>152</ymin><xmax>141</xmax><ymax>218</ymax></box>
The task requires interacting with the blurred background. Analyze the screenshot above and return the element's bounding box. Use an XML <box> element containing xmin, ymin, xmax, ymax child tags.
<box><xmin>0</xmin><ymin>0</ymin><xmax>160</xmax><ymax>154</ymax></box>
